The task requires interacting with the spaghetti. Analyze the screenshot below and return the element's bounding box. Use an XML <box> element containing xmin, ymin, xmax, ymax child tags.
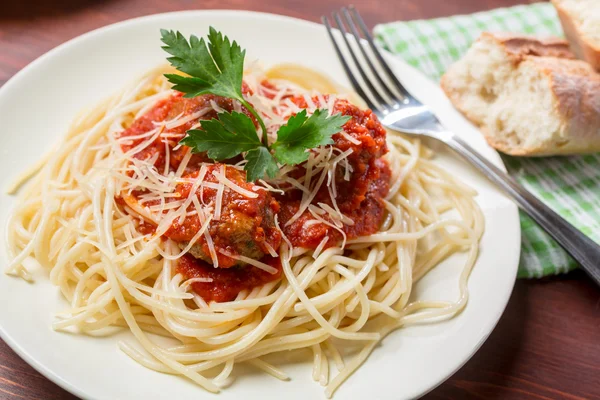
<box><xmin>5</xmin><ymin>63</ymin><xmax>483</xmax><ymax>397</ymax></box>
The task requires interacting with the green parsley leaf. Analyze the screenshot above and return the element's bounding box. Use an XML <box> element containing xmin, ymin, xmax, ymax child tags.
<box><xmin>162</xmin><ymin>28</ymin><xmax>352</xmax><ymax>183</ymax></box>
<box><xmin>245</xmin><ymin>147</ymin><xmax>279</xmax><ymax>182</ymax></box>
<box><xmin>160</xmin><ymin>27</ymin><xmax>245</xmax><ymax>101</ymax></box>
<box><xmin>162</xmin><ymin>74</ymin><xmax>213</xmax><ymax>98</ymax></box>
<box><xmin>180</xmin><ymin>111</ymin><xmax>261</xmax><ymax>160</ymax></box>
<box><xmin>272</xmin><ymin>109</ymin><xmax>351</xmax><ymax>165</ymax></box>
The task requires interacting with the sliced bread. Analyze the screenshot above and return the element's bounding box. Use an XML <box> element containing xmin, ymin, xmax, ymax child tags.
<box><xmin>552</xmin><ymin>0</ymin><xmax>600</xmax><ymax>71</ymax></box>
<box><xmin>441</xmin><ymin>32</ymin><xmax>600</xmax><ymax>156</ymax></box>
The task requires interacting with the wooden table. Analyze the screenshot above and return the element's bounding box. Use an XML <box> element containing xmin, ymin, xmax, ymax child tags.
<box><xmin>1</xmin><ymin>0</ymin><xmax>599</xmax><ymax>399</ymax></box>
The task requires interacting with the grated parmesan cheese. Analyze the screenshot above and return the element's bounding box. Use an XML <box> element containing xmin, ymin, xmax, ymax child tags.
<box><xmin>312</xmin><ymin>236</ymin><xmax>329</xmax><ymax>259</ymax></box>
<box><xmin>112</xmin><ymin>68</ymin><xmax>359</xmax><ymax>274</ymax></box>
<box><xmin>213</xmin><ymin>165</ymin><xmax>225</xmax><ymax>220</ymax></box>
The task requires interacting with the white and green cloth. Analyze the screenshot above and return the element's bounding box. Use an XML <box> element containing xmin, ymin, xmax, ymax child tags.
<box><xmin>374</xmin><ymin>3</ymin><xmax>600</xmax><ymax>278</ymax></box>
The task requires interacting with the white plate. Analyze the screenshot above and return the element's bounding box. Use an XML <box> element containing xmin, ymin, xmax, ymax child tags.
<box><xmin>0</xmin><ymin>10</ymin><xmax>520</xmax><ymax>400</ymax></box>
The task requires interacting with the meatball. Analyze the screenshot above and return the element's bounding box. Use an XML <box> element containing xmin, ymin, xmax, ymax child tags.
<box><xmin>286</xmin><ymin>95</ymin><xmax>389</xmax><ymax>212</ymax></box>
<box><xmin>165</xmin><ymin>164</ymin><xmax>281</xmax><ymax>268</ymax></box>
<box><xmin>278</xmin><ymin>96</ymin><xmax>391</xmax><ymax>249</ymax></box>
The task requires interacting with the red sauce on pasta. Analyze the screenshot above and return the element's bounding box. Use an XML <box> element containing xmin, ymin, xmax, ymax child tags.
<box><xmin>177</xmin><ymin>254</ymin><xmax>282</xmax><ymax>302</ymax></box>
<box><xmin>117</xmin><ymin>84</ymin><xmax>390</xmax><ymax>303</ymax></box>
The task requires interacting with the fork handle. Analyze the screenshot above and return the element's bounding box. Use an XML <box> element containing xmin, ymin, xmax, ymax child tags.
<box><xmin>446</xmin><ymin>134</ymin><xmax>600</xmax><ymax>284</ymax></box>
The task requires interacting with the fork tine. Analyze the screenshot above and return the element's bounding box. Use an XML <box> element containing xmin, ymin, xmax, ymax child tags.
<box><xmin>348</xmin><ymin>6</ymin><xmax>417</xmax><ymax>104</ymax></box>
<box><xmin>341</xmin><ymin>7</ymin><xmax>401</xmax><ymax>104</ymax></box>
<box><xmin>321</xmin><ymin>15</ymin><xmax>376</xmax><ymax>111</ymax></box>
<box><xmin>331</xmin><ymin>11</ymin><xmax>388</xmax><ymax>111</ymax></box>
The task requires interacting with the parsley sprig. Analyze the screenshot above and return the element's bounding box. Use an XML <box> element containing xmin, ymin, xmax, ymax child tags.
<box><xmin>161</xmin><ymin>28</ymin><xmax>350</xmax><ymax>182</ymax></box>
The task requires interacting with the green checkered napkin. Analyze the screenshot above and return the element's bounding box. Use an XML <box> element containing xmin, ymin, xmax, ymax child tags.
<box><xmin>374</xmin><ymin>3</ymin><xmax>600</xmax><ymax>278</ymax></box>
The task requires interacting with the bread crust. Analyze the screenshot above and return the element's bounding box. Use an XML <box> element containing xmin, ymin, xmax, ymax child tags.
<box><xmin>552</xmin><ymin>0</ymin><xmax>600</xmax><ymax>71</ymax></box>
<box><xmin>441</xmin><ymin>32</ymin><xmax>600</xmax><ymax>156</ymax></box>
<box><xmin>481</xmin><ymin>32</ymin><xmax>575</xmax><ymax>61</ymax></box>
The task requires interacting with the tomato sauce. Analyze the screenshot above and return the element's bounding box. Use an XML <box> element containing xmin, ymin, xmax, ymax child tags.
<box><xmin>118</xmin><ymin>84</ymin><xmax>253</xmax><ymax>173</ymax></box>
<box><xmin>291</xmin><ymin>96</ymin><xmax>388</xmax><ymax>162</ymax></box>
<box><xmin>118</xmin><ymin>85</ymin><xmax>391</xmax><ymax>303</ymax></box>
<box><xmin>177</xmin><ymin>254</ymin><xmax>282</xmax><ymax>302</ymax></box>
<box><xmin>137</xmin><ymin>221</ymin><xmax>157</xmax><ymax>236</ymax></box>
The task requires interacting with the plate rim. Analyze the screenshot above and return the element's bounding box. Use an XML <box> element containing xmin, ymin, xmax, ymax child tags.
<box><xmin>0</xmin><ymin>9</ymin><xmax>520</xmax><ymax>400</ymax></box>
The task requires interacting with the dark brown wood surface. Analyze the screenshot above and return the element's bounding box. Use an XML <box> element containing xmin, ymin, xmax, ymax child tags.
<box><xmin>1</xmin><ymin>0</ymin><xmax>599</xmax><ymax>399</ymax></box>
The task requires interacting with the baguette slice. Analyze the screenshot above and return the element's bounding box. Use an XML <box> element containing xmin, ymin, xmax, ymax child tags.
<box><xmin>552</xmin><ymin>0</ymin><xmax>600</xmax><ymax>71</ymax></box>
<box><xmin>441</xmin><ymin>32</ymin><xmax>600</xmax><ymax>156</ymax></box>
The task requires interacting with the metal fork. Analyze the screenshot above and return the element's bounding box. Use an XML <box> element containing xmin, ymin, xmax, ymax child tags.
<box><xmin>323</xmin><ymin>6</ymin><xmax>600</xmax><ymax>285</ymax></box>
